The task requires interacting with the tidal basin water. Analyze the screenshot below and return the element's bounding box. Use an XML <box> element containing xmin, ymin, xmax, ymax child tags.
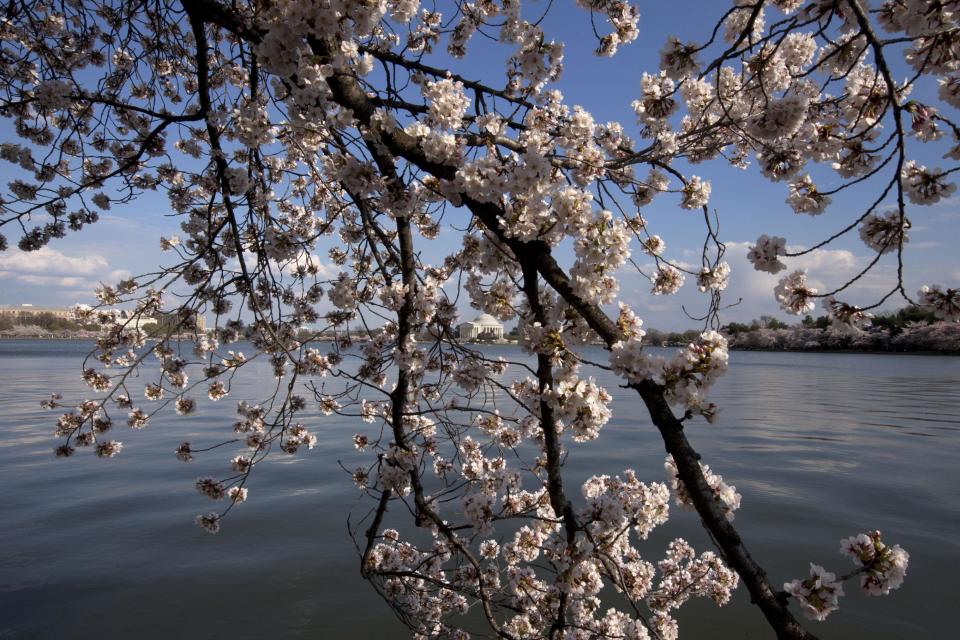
<box><xmin>1</xmin><ymin>340</ymin><xmax>958</xmax><ymax>639</ymax></box>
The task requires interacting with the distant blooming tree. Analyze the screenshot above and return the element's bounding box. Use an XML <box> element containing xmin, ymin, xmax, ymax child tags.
<box><xmin>6</xmin><ymin>1</ymin><xmax>960</xmax><ymax>638</ymax></box>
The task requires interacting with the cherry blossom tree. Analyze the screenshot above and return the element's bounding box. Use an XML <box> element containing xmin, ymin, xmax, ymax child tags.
<box><xmin>5</xmin><ymin>1</ymin><xmax>957</xmax><ymax>638</ymax></box>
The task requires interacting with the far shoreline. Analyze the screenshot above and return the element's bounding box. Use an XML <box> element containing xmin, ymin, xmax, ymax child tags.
<box><xmin>1</xmin><ymin>334</ymin><xmax>956</xmax><ymax>356</ymax></box>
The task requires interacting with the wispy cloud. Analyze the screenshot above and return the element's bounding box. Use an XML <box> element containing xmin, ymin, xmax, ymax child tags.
<box><xmin>618</xmin><ymin>238</ymin><xmax>911</xmax><ymax>330</ymax></box>
<box><xmin>0</xmin><ymin>247</ymin><xmax>124</xmax><ymax>305</ymax></box>
<box><xmin>0</xmin><ymin>246</ymin><xmax>108</xmax><ymax>276</ymax></box>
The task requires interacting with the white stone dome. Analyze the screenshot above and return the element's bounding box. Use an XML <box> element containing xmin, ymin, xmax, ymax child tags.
<box><xmin>472</xmin><ymin>313</ymin><xmax>500</xmax><ymax>326</ymax></box>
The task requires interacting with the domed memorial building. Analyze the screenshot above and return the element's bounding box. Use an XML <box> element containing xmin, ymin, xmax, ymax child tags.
<box><xmin>457</xmin><ymin>313</ymin><xmax>504</xmax><ymax>341</ymax></box>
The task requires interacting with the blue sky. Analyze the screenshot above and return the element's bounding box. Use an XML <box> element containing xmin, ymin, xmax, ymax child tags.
<box><xmin>1</xmin><ymin>1</ymin><xmax>958</xmax><ymax>330</ymax></box>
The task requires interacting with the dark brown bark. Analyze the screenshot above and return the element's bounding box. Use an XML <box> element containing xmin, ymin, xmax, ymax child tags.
<box><xmin>316</xmin><ymin>54</ymin><xmax>817</xmax><ymax>639</ymax></box>
<box><xmin>183</xmin><ymin>2</ymin><xmax>817</xmax><ymax>636</ymax></box>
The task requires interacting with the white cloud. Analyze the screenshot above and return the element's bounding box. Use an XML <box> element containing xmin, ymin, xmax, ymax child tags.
<box><xmin>0</xmin><ymin>247</ymin><xmax>119</xmax><ymax>305</ymax></box>
<box><xmin>786</xmin><ymin>246</ymin><xmax>858</xmax><ymax>271</ymax></box>
<box><xmin>108</xmin><ymin>268</ymin><xmax>132</xmax><ymax>282</ymax></box>
<box><xmin>221</xmin><ymin>251</ymin><xmax>342</xmax><ymax>281</ymax></box>
<box><xmin>276</xmin><ymin>253</ymin><xmax>341</xmax><ymax>279</ymax></box>
<box><xmin>723</xmin><ymin>240</ymin><xmax>912</xmax><ymax>318</ymax></box>
<box><xmin>621</xmin><ymin>239</ymin><xmax>907</xmax><ymax>330</ymax></box>
<box><xmin>16</xmin><ymin>275</ymin><xmax>88</xmax><ymax>287</ymax></box>
<box><xmin>0</xmin><ymin>246</ymin><xmax>108</xmax><ymax>276</ymax></box>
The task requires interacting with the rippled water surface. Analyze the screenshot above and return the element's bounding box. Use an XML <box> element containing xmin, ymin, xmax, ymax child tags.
<box><xmin>1</xmin><ymin>340</ymin><xmax>958</xmax><ymax>639</ymax></box>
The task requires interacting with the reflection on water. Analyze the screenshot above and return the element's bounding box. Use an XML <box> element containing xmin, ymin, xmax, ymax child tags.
<box><xmin>0</xmin><ymin>341</ymin><xmax>957</xmax><ymax>639</ymax></box>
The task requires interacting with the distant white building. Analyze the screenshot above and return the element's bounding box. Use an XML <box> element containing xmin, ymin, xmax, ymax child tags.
<box><xmin>0</xmin><ymin>304</ymin><xmax>74</xmax><ymax>320</ymax></box>
<box><xmin>117</xmin><ymin>309</ymin><xmax>158</xmax><ymax>330</ymax></box>
<box><xmin>0</xmin><ymin>304</ymin><xmax>206</xmax><ymax>333</ymax></box>
<box><xmin>458</xmin><ymin>313</ymin><xmax>504</xmax><ymax>341</ymax></box>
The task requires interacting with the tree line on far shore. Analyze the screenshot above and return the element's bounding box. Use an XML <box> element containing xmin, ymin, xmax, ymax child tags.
<box><xmin>0</xmin><ymin>312</ymin><xmax>97</xmax><ymax>336</ymax></box>
<box><xmin>0</xmin><ymin>312</ymin><xmax>178</xmax><ymax>338</ymax></box>
<box><xmin>650</xmin><ymin>306</ymin><xmax>958</xmax><ymax>353</ymax></box>
<box><xmin>5</xmin><ymin>307</ymin><xmax>957</xmax><ymax>353</ymax></box>
<box><xmin>500</xmin><ymin>306</ymin><xmax>956</xmax><ymax>352</ymax></box>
